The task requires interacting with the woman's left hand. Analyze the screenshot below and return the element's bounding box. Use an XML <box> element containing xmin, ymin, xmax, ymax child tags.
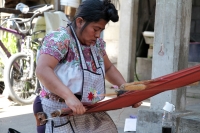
<box><xmin>132</xmin><ymin>102</ymin><xmax>142</xmax><ymax>108</ymax></box>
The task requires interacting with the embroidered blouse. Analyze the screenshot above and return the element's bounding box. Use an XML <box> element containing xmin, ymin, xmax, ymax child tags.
<box><xmin>40</xmin><ymin>27</ymin><xmax>106</xmax><ymax>69</ymax></box>
<box><xmin>38</xmin><ymin>26</ymin><xmax>106</xmax><ymax>98</ymax></box>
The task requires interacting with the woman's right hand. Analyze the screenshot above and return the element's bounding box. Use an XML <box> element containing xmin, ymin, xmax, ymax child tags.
<box><xmin>36</xmin><ymin>55</ymin><xmax>86</xmax><ymax>115</ymax></box>
<box><xmin>64</xmin><ymin>94</ymin><xmax>86</xmax><ymax>115</ymax></box>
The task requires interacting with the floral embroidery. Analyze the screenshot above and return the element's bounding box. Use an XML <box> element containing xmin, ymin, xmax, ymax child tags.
<box><xmin>74</xmin><ymin>48</ymin><xmax>79</xmax><ymax>61</ymax></box>
<box><xmin>94</xmin><ymin>90</ymin><xmax>101</xmax><ymax>99</ymax></box>
<box><xmin>40</xmin><ymin>47</ymin><xmax>63</xmax><ymax>61</ymax></box>
<box><xmin>96</xmin><ymin>38</ymin><xmax>106</xmax><ymax>57</ymax></box>
<box><xmin>64</xmin><ymin>39</ymin><xmax>70</xmax><ymax>49</ymax></box>
<box><xmin>39</xmin><ymin>26</ymin><xmax>106</xmax><ymax>72</ymax></box>
<box><xmin>83</xmin><ymin>47</ymin><xmax>92</xmax><ymax>62</ymax></box>
<box><xmin>44</xmin><ymin>33</ymin><xmax>54</xmax><ymax>40</ymax></box>
<box><xmin>56</xmin><ymin>42</ymin><xmax>65</xmax><ymax>51</ymax></box>
<box><xmin>87</xmin><ymin>92</ymin><xmax>94</xmax><ymax>101</ymax></box>
<box><xmin>40</xmin><ymin>89</ymin><xmax>47</xmax><ymax>97</ymax></box>
<box><xmin>87</xmin><ymin>88</ymin><xmax>102</xmax><ymax>103</ymax></box>
<box><xmin>40</xmin><ymin>89</ymin><xmax>65</xmax><ymax>102</ymax></box>
<box><xmin>91</xmin><ymin>61</ymin><xmax>97</xmax><ymax>72</ymax></box>
<box><xmin>67</xmin><ymin>48</ymin><xmax>75</xmax><ymax>62</ymax></box>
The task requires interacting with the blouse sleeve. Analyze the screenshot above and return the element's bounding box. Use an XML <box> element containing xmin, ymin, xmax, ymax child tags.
<box><xmin>39</xmin><ymin>27</ymin><xmax>70</xmax><ymax>61</ymax></box>
<box><xmin>96</xmin><ymin>38</ymin><xmax>107</xmax><ymax>57</ymax></box>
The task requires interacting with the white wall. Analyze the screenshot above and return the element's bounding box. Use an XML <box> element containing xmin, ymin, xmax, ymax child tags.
<box><xmin>103</xmin><ymin>21</ymin><xmax>120</xmax><ymax>63</ymax></box>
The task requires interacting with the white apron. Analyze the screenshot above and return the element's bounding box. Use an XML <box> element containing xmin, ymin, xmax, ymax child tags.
<box><xmin>40</xmin><ymin>25</ymin><xmax>117</xmax><ymax>133</ymax></box>
<box><xmin>70</xmin><ymin>25</ymin><xmax>105</xmax><ymax>104</ymax></box>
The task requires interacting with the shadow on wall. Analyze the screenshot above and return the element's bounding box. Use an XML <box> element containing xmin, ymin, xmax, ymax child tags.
<box><xmin>189</xmin><ymin>42</ymin><xmax>200</xmax><ymax>62</ymax></box>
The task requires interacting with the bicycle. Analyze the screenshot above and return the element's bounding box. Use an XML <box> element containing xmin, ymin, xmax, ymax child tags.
<box><xmin>0</xmin><ymin>4</ymin><xmax>53</xmax><ymax>105</ymax></box>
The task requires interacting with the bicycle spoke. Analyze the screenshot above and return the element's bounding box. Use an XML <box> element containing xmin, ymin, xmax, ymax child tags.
<box><xmin>7</xmin><ymin>54</ymin><xmax>38</xmax><ymax>104</ymax></box>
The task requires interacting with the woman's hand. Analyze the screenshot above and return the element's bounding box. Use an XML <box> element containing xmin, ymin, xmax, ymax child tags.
<box><xmin>64</xmin><ymin>94</ymin><xmax>86</xmax><ymax>115</ymax></box>
<box><xmin>132</xmin><ymin>102</ymin><xmax>142</xmax><ymax>108</ymax></box>
<box><xmin>37</xmin><ymin>54</ymin><xmax>86</xmax><ymax>115</ymax></box>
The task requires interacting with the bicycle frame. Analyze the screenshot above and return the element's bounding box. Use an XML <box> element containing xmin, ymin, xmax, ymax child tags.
<box><xmin>0</xmin><ymin>26</ymin><xmax>25</xmax><ymax>58</ymax></box>
<box><xmin>0</xmin><ymin>4</ymin><xmax>53</xmax><ymax>60</ymax></box>
<box><xmin>0</xmin><ymin>25</ymin><xmax>35</xmax><ymax>79</ymax></box>
<box><xmin>0</xmin><ymin>4</ymin><xmax>53</xmax><ymax>59</ymax></box>
<box><xmin>0</xmin><ymin>4</ymin><xmax>53</xmax><ymax>104</ymax></box>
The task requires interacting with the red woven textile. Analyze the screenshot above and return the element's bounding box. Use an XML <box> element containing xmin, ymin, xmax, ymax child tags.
<box><xmin>86</xmin><ymin>64</ymin><xmax>200</xmax><ymax>113</ymax></box>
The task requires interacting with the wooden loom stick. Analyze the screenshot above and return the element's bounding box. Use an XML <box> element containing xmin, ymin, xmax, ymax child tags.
<box><xmin>123</xmin><ymin>84</ymin><xmax>147</xmax><ymax>91</ymax></box>
<box><xmin>126</xmin><ymin>80</ymin><xmax>153</xmax><ymax>85</ymax></box>
<box><xmin>188</xmin><ymin>81</ymin><xmax>199</xmax><ymax>86</ymax></box>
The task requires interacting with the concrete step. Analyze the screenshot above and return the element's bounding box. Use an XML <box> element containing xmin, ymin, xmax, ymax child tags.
<box><xmin>178</xmin><ymin>113</ymin><xmax>200</xmax><ymax>133</ymax></box>
<box><xmin>186</xmin><ymin>85</ymin><xmax>200</xmax><ymax>98</ymax></box>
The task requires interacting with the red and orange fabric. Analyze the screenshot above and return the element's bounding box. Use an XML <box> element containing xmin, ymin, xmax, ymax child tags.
<box><xmin>86</xmin><ymin>64</ymin><xmax>200</xmax><ymax>113</ymax></box>
<box><xmin>51</xmin><ymin>64</ymin><xmax>200</xmax><ymax>117</ymax></box>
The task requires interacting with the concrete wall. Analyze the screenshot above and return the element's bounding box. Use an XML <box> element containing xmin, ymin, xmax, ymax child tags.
<box><xmin>136</xmin><ymin>0</ymin><xmax>156</xmax><ymax>57</ymax></box>
<box><xmin>186</xmin><ymin>62</ymin><xmax>200</xmax><ymax>98</ymax></box>
<box><xmin>104</xmin><ymin>21</ymin><xmax>120</xmax><ymax>63</ymax></box>
<box><xmin>104</xmin><ymin>0</ymin><xmax>156</xmax><ymax>63</ymax></box>
<box><xmin>105</xmin><ymin>0</ymin><xmax>199</xmax><ymax>63</ymax></box>
<box><xmin>136</xmin><ymin>58</ymin><xmax>200</xmax><ymax>98</ymax></box>
<box><xmin>117</xmin><ymin>0</ymin><xmax>139</xmax><ymax>82</ymax></box>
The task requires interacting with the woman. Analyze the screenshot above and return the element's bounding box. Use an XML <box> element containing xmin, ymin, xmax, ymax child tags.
<box><xmin>34</xmin><ymin>0</ymin><xmax>141</xmax><ymax>132</ymax></box>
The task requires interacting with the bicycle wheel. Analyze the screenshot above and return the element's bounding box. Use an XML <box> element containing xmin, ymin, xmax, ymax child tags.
<box><xmin>4</xmin><ymin>52</ymin><xmax>39</xmax><ymax>105</ymax></box>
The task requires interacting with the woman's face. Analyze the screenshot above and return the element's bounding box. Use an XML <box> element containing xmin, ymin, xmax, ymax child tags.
<box><xmin>76</xmin><ymin>19</ymin><xmax>107</xmax><ymax>46</ymax></box>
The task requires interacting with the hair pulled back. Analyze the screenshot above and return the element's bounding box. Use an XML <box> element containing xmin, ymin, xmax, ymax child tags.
<box><xmin>72</xmin><ymin>0</ymin><xmax>119</xmax><ymax>30</ymax></box>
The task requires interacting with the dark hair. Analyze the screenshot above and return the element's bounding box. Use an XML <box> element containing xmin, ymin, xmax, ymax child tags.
<box><xmin>72</xmin><ymin>0</ymin><xmax>119</xmax><ymax>33</ymax></box>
